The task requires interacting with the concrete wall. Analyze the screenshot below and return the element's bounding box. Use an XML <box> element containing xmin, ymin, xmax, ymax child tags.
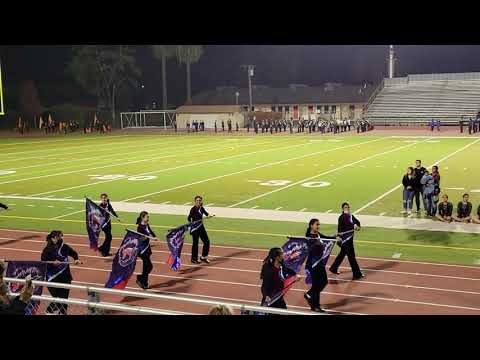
<box><xmin>176</xmin><ymin>112</ymin><xmax>244</xmax><ymax>129</ymax></box>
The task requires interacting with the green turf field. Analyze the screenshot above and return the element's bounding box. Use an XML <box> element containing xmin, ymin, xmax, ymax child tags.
<box><xmin>1</xmin><ymin>132</ymin><xmax>479</xmax><ymax>265</ymax></box>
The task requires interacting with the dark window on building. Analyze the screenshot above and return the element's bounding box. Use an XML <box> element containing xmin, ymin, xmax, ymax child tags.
<box><xmin>331</xmin><ymin>105</ymin><xmax>336</xmax><ymax>114</ymax></box>
<box><xmin>349</xmin><ymin>105</ymin><xmax>355</xmax><ymax>111</ymax></box>
<box><xmin>317</xmin><ymin>105</ymin><xmax>322</xmax><ymax>113</ymax></box>
<box><xmin>285</xmin><ymin>106</ymin><xmax>290</xmax><ymax>112</ymax></box>
<box><xmin>324</xmin><ymin>105</ymin><xmax>329</xmax><ymax>114</ymax></box>
<box><xmin>251</xmin><ymin>106</ymin><xmax>255</xmax><ymax>112</ymax></box>
<box><xmin>271</xmin><ymin>106</ymin><xmax>276</xmax><ymax>112</ymax></box>
<box><xmin>278</xmin><ymin>106</ymin><xmax>283</xmax><ymax>112</ymax></box>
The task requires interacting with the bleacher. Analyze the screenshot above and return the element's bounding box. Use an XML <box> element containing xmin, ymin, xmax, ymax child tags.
<box><xmin>363</xmin><ymin>72</ymin><xmax>480</xmax><ymax>126</ymax></box>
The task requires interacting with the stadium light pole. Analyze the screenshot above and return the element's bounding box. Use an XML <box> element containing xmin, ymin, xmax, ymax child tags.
<box><xmin>388</xmin><ymin>45</ymin><xmax>396</xmax><ymax>79</ymax></box>
<box><xmin>241</xmin><ymin>65</ymin><xmax>255</xmax><ymax>111</ymax></box>
<box><xmin>235</xmin><ymin>91</ymin><xmax>239</xmax><ymax>105</ymax></box>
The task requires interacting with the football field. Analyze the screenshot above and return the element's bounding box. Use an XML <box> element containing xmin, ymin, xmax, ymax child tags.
<box><xmin>1</xmin><ymin>132</ymin><xmax>480</xmax><ymax>266</ymax></box>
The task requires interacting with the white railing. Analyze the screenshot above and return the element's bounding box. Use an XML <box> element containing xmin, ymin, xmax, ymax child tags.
<box><xmin>5</xmin><ymin>277</ymin><xmax>322</xmax><ymax>316</ymax></box>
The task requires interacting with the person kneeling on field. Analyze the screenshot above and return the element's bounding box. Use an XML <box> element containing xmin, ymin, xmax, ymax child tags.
<box><xmin>472</xmin><ymin>204</ymin><xmax>480</xmax><ymax>224</ymax></box>
<box><xmin>452</xmin><ymin>193</ymin><xmax>472</xmax><ymax>223</ymax></box>
<box><xmin>435</xmin><ymin>195</ymin><xmax>453</xmax><ymax>223</ymax></box>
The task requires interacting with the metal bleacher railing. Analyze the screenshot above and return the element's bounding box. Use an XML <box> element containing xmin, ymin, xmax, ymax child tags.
<box><xmin>5</xmin><ymin>277</ymin><xmax>321</xmax><ymax>316</ymax></box>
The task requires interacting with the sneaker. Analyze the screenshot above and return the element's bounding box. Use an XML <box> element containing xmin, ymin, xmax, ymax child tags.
<box><xmin>352</xmin><ymin>273</ymin><xmax>365</xmax><ymax>280</ymax></box>
<box><xmin>311</xmin><ymin>307</ymin><xmax>326</xmax><ymax>313</ymax></box>
<box><xmin>329</xmin><ymin>268</ymin><xmax>340</xmax><ymax>275</ymax></box>
<box><xmin>200</xmin><ymin>256</ymin><xmax>210</xmax><ymax>264</ymax></box>
<box><xmin>401</xmin><ymin>210</ymin><xmax>407</xmax><ymax>214</ymax></box>
<box><xmin>191</xmin><ymin>259</ymin><xmax>201</xmax><ymax>264</ymax></box>
<box><xmin>136</xmin><ymin>280</ymin><xmax>149</xmax><ymax>290</ymax></box>
<box><xmin>407</xmin><ymin>211</ymin><xmax>412</xmax><ymax>216</ymax></box>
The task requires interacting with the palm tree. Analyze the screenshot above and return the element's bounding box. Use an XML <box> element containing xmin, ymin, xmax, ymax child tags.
<box><xmin>151</xmin><ymin>45</ymin><xmax>176</xmax><ymax>109</ymax></box>
<box><xmin>176</xmin><ymin>45</ymin><xmax>203</xmax><ymax>104</ymax></box>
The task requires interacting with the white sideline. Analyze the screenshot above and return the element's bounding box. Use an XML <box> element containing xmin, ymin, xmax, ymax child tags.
<box><xmin>354</xmin><ymin>138</ymin><xmax>480</xmax><ymax>214</ymax></box>
<box><xmin>228</xmin><ymin>138</ymin><xmax>431</xmax><ymax>207</ymax></box>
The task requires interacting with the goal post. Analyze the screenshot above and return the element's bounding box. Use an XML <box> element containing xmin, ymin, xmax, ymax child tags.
<box><xmin>120</xmin><ymin>110</ymin><xmax>176</xmax><ymax>129</ymax></box>
<box><xmin>0</xmin><ymin>59</ymin><xmax>4</xmax><ymax>116</ymax></box>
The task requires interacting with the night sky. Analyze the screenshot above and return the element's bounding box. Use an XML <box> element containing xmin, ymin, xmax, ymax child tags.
<box><xmin>3</xmin><ymin>45</ymin><xmax>480</xmax><ymax>108</ymax></box>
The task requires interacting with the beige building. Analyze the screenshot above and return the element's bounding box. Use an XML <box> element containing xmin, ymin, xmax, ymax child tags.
<box><xmin>176</xmin><ymin>105</ymin><xmax>244</xmax><ymax>129</ymax></box>
<box><xmin>180</xmin><ymin>83</ymin><xmax>374</xmax><ymax>124</ymax></box>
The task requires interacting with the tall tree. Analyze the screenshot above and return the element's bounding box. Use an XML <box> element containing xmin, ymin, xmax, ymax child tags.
<box><xmin>18</xmin><ymin>80</ymin><xmax>42</xmax><ymax>123</ymax></box>
<box><xmin>176</xmin><ymin>45</ymin><xmax>203</xmax><ymax>104</ymax></box>
<box><xmin>151</xmin><ymin>45</ymin><xmax>176</xmax><ymax>109</ymax></box>
<box><xmin>67</xmin><ymin>45</ymin><xmax>141</xmax><ymax>124</ymax></box>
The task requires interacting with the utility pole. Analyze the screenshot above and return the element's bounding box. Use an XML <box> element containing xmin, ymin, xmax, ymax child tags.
<box><xmin>241</xmin><ymin>65</ymin><xmax>255</xmax><ymax>110</ymax></box>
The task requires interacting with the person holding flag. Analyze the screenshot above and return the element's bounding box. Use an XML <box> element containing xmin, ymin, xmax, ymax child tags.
<box><xmin>304</xmin><ymin>218</ymin><xmax>340</xmax><ymax>313</ymax></box>
<box><xmin>188</xmin><ymin>195</ymin><xmax>214</xmax><ymax>264</ymax></box>
<box><xmin>260</xmin><ymin>247</ymin><xmax>297</xmax><ymax>310</ymax></box>
<box><xmin>97</xmin><ymin>193</ymin><xmax>120</xmax><ymax>257</ymax></box>
<box><xmin>136</xmin><ymin>211</ymin><xmax>158</xmax><ymax>290</ymax></box>
<box><xmin>41</xmin><ymin>231</ymin><xmax>82</xmax><ymax>315</ymax></box>
<box><xmin>329</xmin><ymin>202</ymin><xmax>364</xmax><ymax>280</ymax></box>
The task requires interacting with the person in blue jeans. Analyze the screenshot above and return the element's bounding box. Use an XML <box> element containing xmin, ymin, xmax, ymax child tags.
<box><xmin>401</xmin><ymin>167</ymin><xmax>416</xmax><ymax>215</ymax></box>
<box><xmin>421</xmin><ymin>170</ymin><xmax>435</xmax><ymax>216</ymax></box>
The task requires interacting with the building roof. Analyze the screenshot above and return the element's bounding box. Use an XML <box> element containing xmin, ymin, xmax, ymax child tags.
<box><xmin>189</xmin><ymin>84</ymin><xmax>375</xmax><ymax>106</ymax></box>
<box><xmin>176</xmin><ymin>105</ymin><xmax>242</xmax><ymax>114</ymax></box>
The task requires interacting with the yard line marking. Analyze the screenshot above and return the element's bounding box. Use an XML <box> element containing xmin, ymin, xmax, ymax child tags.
<box><xmin>0</xmin><ymin>135</ymin><xmax>132</xmax><ymax>147</ymax></box>
<box><xmin>379</xmin><ymin>212</ymin><xmax>386</xmax><ymax>216</ymax></box>
<box><xmin>47</xmin><ymin>206</ymin><xmax>55</xmax><ymax>208</ymax></box>
<box><xmin>50</xmin><ymin>209</ymin><xmax>84</xmax><ymax>220</ymax></box>
<box><xmin>274</xmin><ymin>207</ymin><xmax>283</xmax><ymax>210</ymax></box>
<box><xmin>299</xmin><ymin>208</ymin><xmax>307</xmax><ymax>212</ymax></box>
<box><xmin>250</xmin><ymin>206</ymin><xmax>259</xmax><ymax>209</ymax></box>
<box><xmin>355</xmin><ymin>138</ymin><xmax>480</xmax><ymax>214</ymax></box>
<box><xmin>142</xmin><ymin>200</ymin><xmax>151</xmax><ymax>203</ymax></box>
<box><xmin>471</xmin><ymin>190</ymin><xmax>480</xmax><ymax>193</ymax></box>
<box><xmin>162</xmin><ymin>201</ymin><xmax>171</xmax><ymax>204</ymax></box>
<box><xmin>326</xmin><ymin>209</ymin><xmax>333</xmax><ymax>213</ymax></box>
<box><xmin>64</xmin><ymin>196</ymin><xmax>72</xmax><ymax>199</ymax></box>
<box><xmin>7</xmin><ymin>204</ymin><xmax>16</xmax><ymax>206</ymax></box>
<box><xmin>183</xmin><ymin>202</ymin><xmax>191</xmax><ymax>206</ymax></box>
<box><xmin>67</xmin><ymin>207</ymin><xmax>75</xmax><ymax>210</ymax></box>
<box><xmin>26</xmin><ymin>205</ymin><xmax>35</xmax><ymax>207</ymax></box>
<box><xmin>122</xmin><ymin>138</ymin><xmax>387</xmax><ymax>202</ymax></box>
<box><xmin>229</xmin><ymin>138</ymin><xmax>422</xmax><ymax>208</ymax></box>
<box><xmin>445</xmin><ymin>187</ymin><xmax>465</xmax><ymax>190</ymax></box>
<box><xmin>2</xmin><ymin>227</ymin><xmax>480</xmax><ymax>272</ymax></box>
<box><xmin>33</xmin><ymin>140</ymin><xmax>316</xmax><ymax>197</ymax></box>
<box><xmin>205</xmin><ymin>203</ymin><xmax>215</xmax><ymax>206</ymax></box>
<box><xmin>0</xmin><ymin>195</ymin><xmax>83</xmax><ymax>202</ymax></box>
<box><xmin>392</xmin><ymin>253</ymin><xmax>402</xmax><ymax>259</ymax></box>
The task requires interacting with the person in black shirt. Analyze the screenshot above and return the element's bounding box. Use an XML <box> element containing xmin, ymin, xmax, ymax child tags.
<box><xmin>435</xmin><ymin>194</ymin><xmax>453</xmax><ymax>222</ymax></box>
<box><xmin>260</xmin><ymin>247</ymin><xmax>296</xmax><ymax>310</ymax></box>
<box><xmin>221</xmin><ymin>120</ymin><xmax>225</xmax><ymax>132</ymax></box>
<box><xmin>402</xmin><ymin>167</ymin><xmax>416</xmax><ymax>215</ymax></box>
<box><xmin>413</xmin><ymin>160</ymin><xmax>427</xmax><ymax>213</ymax></box>
<box><xmin>41</xmin><ymin>231</ymin><xmax>82</xmax><ymax>315</ymax></box>
<box><xmin>304</xmin><ymin>219</ymin><xmax>340</xmax><ymax>312</ymax></box>
<box><xmin>214</xmin><ymin>121</ymin><xmax>217</xmax><ymax>133</ymax></box>
<box><xmin>227</xmin><ymin>119</ymin><xmax>232</xmax><ymax>132</ymax></box>
<box><xmin>136</xmin><ymin>211</ymin><xmax>158</xmax><ymax>289</ymax></box>
<box><xmin>452</xmin><ymin>193</ymin><xmax>473</xmax><ymax>223</ymax></box>
<box><xmin>329</xmin><ymin>202</ymin><xmax>364</xmax><ymax>280</ymax></box>
<box><xmin>97</xmin><ymin>193</ymin><xmax>120</xmax><ymax>257</ymax></box>
<box><xmin>187</xmin><ymin>195</ymin><xmax>213</xmax><ymax>264</ymax></box>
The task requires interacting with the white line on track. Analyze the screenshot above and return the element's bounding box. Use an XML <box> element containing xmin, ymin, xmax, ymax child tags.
<box><xmin>121</xmin><ymin>138</ymin><xmax>387</xmax><ymax>202</ymax></box>
<box><xmin>1</xmin><ymin>227</ymin><xmax>479</xmax><ymax>271</ymax></box>
<box><xmin>229</xmin><ymin>138</ymin><xmax>423</xmax><ymax>208</ymax></box>
<box><xmin>2</xmin><ymin>246</ymin><xmax>478</xmax><ymax>311</ymax></box>
<box><xmin>354</xmin><ymin>138</ymin><xmax>480</xmax><ymax>214</ymax></box>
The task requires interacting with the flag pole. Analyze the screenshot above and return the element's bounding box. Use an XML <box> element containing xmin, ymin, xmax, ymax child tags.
<box><xmin>125</xmin><ymin>228</ymin><xmax>158</xmax><ymax>241</ymax></box>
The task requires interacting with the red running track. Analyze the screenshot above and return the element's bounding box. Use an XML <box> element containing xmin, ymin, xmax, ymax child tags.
<box><xmin>1</xmin><ymin>228</ymin><xmax>479</xmax><ymax>315</ymax></box>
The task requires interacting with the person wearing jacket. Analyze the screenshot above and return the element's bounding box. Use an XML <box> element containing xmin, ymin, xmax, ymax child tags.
<box><xmin>304</xmin><ymin>219</ymin><xmax>340</xmax><ymax>313</ymax></box>
<box><xmin>136</xmin><ymin>211</ymin><xmax>158</xmax><ymax>289</ymax></box>
<box><xmin>41</xmin><ymin>231</ymin><xmax>81</xmax><ymax>315</ymax></box>
<box><xmin>402</xmin><ymin>167</ymin><xmax>416</xmax><ymax>215</ymax></box>
<box><xmin>97</xmin><ymin>193</ymin><xmax>120</xmax><ymax>257</ymax></box>
<box><xmin>421</xmin><ymin>170</ymin><xmax>435</xmax><ymax>216</ymax></box>
<box><xmin>0</xmin><ymin>262</ymin><xmax>34</xmax><ymax>315</ymax></box>
<box><xmin>435</xmin><ymin>194</ymin><xmax>453</xmax><ymax>222</ymax></box>
<box><xmin>260</xmin><ymin>247</ymin><xmax>296</xmax><ymax>310</ymax></box>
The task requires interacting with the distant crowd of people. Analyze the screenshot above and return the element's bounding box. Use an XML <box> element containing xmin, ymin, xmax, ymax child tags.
<box><xmin>401</xmin><ymin>159</ymin><xmax>480</xmax><ymax>224</ymax></box>
<box><xmin>460</xmin><ymin>112</ymin><xmax>480</xmax><ymax>134</ymax></box>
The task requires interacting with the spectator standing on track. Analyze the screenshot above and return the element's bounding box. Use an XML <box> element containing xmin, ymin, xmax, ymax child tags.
<box><xmin>188</xmin><ymin>196</ymin><xmax>213</xmax><ymax>264</ymax></box>
<box><xmin>236</xmin><ymin>122</ymin><xmax>239</xmax><ymax>132</ymax></box>
<box><xmin>186</xmin><ymin>121</ymin><xmax>190</xmax><ymax>133</ymax></box>
<box><xmin>402</xmin><ymin>167</ymin><xmax>416</xmax><ymax>215</ymax></box>
<box><xmin>260</xmin><ymin>247</ymin><xmax>296</xmax><ymax>310</ymax></box>
<box><xmin>329</xmin><ymin>203</ymin><xmax>364</xmax><ymax>280</ymax></box>
<box><xmin>222</xmin><ymin>120</ymin><xmax>225</xmax><ymax>132</ymax></box>
<box><xmin>436</xmin><ymin>119</ymin><xmax>441</xmax><ymax>131</ymax></box>
<box><xmin>430</xmin><ymin>119</ymin><xmax>435</xmax><ymax>131</ymax></box>
<box><xmin>214</xmin><ymin>121</ymin><xmax>217</xmax><ymax>133</ymax></box>
<box><xmin>228</xmin><ymin>119</ymin><xmax>232</xmax><ymax>132</ymax></box>
<box><xmin>97</xmin><ymin>193</ymin><xmax>120</xmax><ymax>257</ymax></box>
<box><xmin>452</xmin><ymin>194</ymin><xmax>473</xmax><ymax>223</ymax></box>
<box><xmin>136</xmin><ymin>211</ymin><xmax>158</xmax><ymax>289</ymax></box>
<box><xmin>41</xmin><ymin>231</ymin><xmax>82</xmax><ymax>315</ymax></box>
<box><xmin>413</xmin><ymin>160</ymin><xmax>427</xmax><ymax>214</ymax></box>
<box><xmin>304</xmin><ymin>219</ymin><xmax>340</xmax><ymax>313</ymax></box>
<box><xmin>435</xmin><ymin>194</ymin><xmax>453</xmax><ymax>222</ymax></box>
<box><xmin>469</xmin><ymin>118</ymin><xmax>473</xmax><ymax>134</ymax></box>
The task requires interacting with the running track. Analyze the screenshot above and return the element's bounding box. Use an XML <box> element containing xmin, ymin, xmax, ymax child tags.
<box><xmin>1</xmin><ymin>228</ymin><xmax>479</xmax><ymax>315</ymax></box>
